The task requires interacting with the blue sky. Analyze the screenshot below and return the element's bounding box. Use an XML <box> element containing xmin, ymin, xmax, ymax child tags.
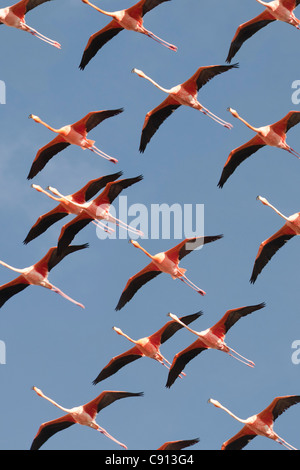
<box><xmin>0</xmin><ymin>0</ymin><xmax>300</xmax><ymax>451</ymax></box>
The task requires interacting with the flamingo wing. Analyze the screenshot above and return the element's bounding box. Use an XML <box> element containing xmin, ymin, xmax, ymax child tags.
<box><xmin>71</xmin><ymin>172</ymin><xmax>123</xmax><ymax>204</ymax></box>
<box><xmin>281</xmin><ymin>0</ymin><xmax>300</xmax><ymax>9</ymax></box>
<box><xmin>139</xmin><ymin>96</ymin><xmax>181</xmax><ymax>153</ymax></box>
<box><xmin>211</xmin><ymin>303</ymin><xmax>265</xmax><ymax>337</ymax></box>
<box><xmin>79</xmin><ymin>21</ymin><xmax>124</xmax><ymax>70</ymax></box>
<box><xmin>30</xmin><ymin>414</ymin><xmax>75</xmax><ymax>450</ymax></box>
<box><xmin>0</xmin><ymin>276</ymin><xmax>29</xmax><ymax>308</ymax></box>
<box><xmin>23</xmin><ymin>204</ymin><xmax>69</xmax><ymax>245</ymax></box>
<box><xmin>166</xmin><ymin>339</ymin><xmax>207</xmax><ymax>388</ymax></box>
<box><xmin>72</xmin><ymin>109</ymin><xmax>124</xmax><ymax>135</ymax></box>
<box><xmin>150</xmin><ymin>311</ymin><xmax>203</xmax><ymax>346</ymax></box>
<box><xmin>218</xmin><ymin>135</ymin><xmax>265</xmax><ymax>188</ymax></box>
<box><xmin>158</xmin><ymin>438</ymin><xmax>199</xmax><ymax>450</ymax></box>
<box><xmin>140</xmin><ymin>0</ymin><xmax>171</xmax><ymax>16</ymax></box>
<box><xmin>183</xmin><ymin>64</ymin><xmax>239</xmax><ymax>93</ymax></box>
<box><xmin>84</xmin><ymin>391</ymin><xmax>144</xmax><ymax>416</ymax></box>
<box><xmin>259</xmin><ymin>395</ymin><xmax>300</xmax><ymax>423</ymax></box>
<box><xmin>115</xmin><ymin>262</ymin><xmax>161</xmax><ymax>311</ymax></box>
<box><xmin>27</xmin><ymin>135</ymin><xmax>70</xmax><ymax>180</ymax></box>
<box><xmin>250</xmin><ymin>224</ymin><xmax>296</xmax><ymax>284</ymax></box>
<box><xmin>165</xmin><ymin>235</ymin><xmax>223</xmax><ymax>264</ymax></box>
<box><xmin>221</xmin><ymin>426</ymin><xmax>257</xmax><ymax>450</ymax></box>
<box><xmin>46</xmin><ymin>244</ymin><xmax>89</xmax><ymax>272</ymax></box>
<box><xmin>270</xmin><ymin>111</ymin><xmax>300</xmax><ymax>135</ymax></box>
<box><xmin>57</xmin><ymin>214</ymin><xmax>93</xmax><ymax>256</ymax></box>
<box><xmin>11</xmin><ymin>0</ymin><xmax>51</xmax><ymax>16</ymax></box>
<box><xmin>94</xmin><ymin>175</ymin><xmax>143</xmax><ymax>205</ymax></box>
<box><xmin>226</xmin><ymin>11</ymin><xmax>276</xmax><ymax>63</ymax></box>
<box><xmin>92</xmin><ymin>346</ymin><xmax>143</xmax><ymax>385</ymax></box>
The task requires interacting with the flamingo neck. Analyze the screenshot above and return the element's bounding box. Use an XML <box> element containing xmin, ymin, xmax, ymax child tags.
<box><xmin>114</xmin><ymin>328</ymin><xmax>137</xmax><ymax>345</ymax></box>
<box><xmin>37</xmin><ymin>119</ymin><xmax>62</xmax><ymax>134</ymax></box>
<box><xmin>141</xmin><ymin>74</ymin><xmax>172</xmax><ymax>94</ymax></box>
<box><xmin>136</xmin><ymin>244</ymin><xmax>154</xmax><ymax>260</ymax></box>
<box><xmin>83</xmin><ymin>0</ymin><xmax>115</xmax><ymax>18</ymax></box>
<box><xmin>0</xmin><ymin>260</ymin><xmax>25</xmax><ymax>273</ymax></box>
<box><xmin>255</xmin><ymin>0</ymin><xmax>270</xmax><ymax>6</ymax></box>
<box><xmin>38</xmin><ymin>392</ymin><xmax>70</xmax><ymax>413</ymax></box>
<box><xmin>215</xmin><ymin>403</ymin><xmax>248</xmax><ymax>424</ymax></box>
<box><xmin>236</xmin><ymin>115</ymin><xmax>260</xmax><ymax>133</ymax></box>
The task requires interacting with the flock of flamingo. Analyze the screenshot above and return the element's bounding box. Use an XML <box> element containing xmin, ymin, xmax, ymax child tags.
<box><xmin>1</xmin><ymin>0</ymin><xmax>300</xmax><ymax>451</ymax></box>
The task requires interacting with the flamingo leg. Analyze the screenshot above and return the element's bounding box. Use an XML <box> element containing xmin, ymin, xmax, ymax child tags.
<box><xmin>156</xmin><ymin>355</ymin><xmax>186</xmax><ymax>379</ymax></box>
<box><xmin>201</xmin><ymin>106</ymin><xmax>233</xmax><ymax>129</ymax></box>
<box><xmin>50</xmin><ymin>284</ymin><xmax>85</xmax><ymax>309</ymax></box>
<box><xmin>104</xmin><ymin>214</ymin><xmax>144</xmax><ymax>237</ymax></box>
<box><xmin>287</xmin><ymin>146</ymin><xmax>300</xmax><ymax>159</ymax></box>
<box><xmin>276</xmin><ymin>435</ymin><xmax>298</xmax><ymax>450</ymax></box>
<box><xmin>226</xmin><ymin>346</ymin><xmax>255</xmax><ymax>368</ymax></box>
<box><xmin>143</xmin><ymin>29</ymin><xmax>177</xmax><ymax>52</ymax></box>
<box><xmin>92</xmin><ymin>220</ymin><xmax>115</xmax><ymax>234</ymax></box>
<box><xmin>96</xmin><ymin>424</ymin><xmax>127</xmax><ymax>449</ymax></box>
<box><xmin>178</xmin><ymin>273</ymin><xmax>206</xmax><ymax>296</ymax></box>
<box><xmin>22</xmin><ymin>23</ymin><xmax>61</xmax><ymax>49</ymax></box>
<box><xmin>89</xmin><ymin>145</ymin><xmax>118</xmax><ymax>164</ymax></box>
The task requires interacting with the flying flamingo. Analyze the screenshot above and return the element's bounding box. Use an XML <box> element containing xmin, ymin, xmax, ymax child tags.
<box><xmin>27</xmin><ymin>109</ymin><xmax>123</xmax><ymax>179</ymax></box>
<box><xmin>23</xmin><ymin>172</ymin><xmax>123</xmax><ymax>244</ymax></box>
<box><xmin>79</xmin><ymin>0</ymin><xmax>177</xmax><ymax>70</ymax></box>
<box><xmin>31</xmin><ymin>387</ymin><xmax>143</xmax><ymax>450</ymax></box>
<box><xmin>0</xmin><ymin>244</ymin><xmax>87</xmax><ymax>309</ymax></box>
<box><xmin>115</xmin><ymin>235</ymin><xmax>223</xmax><ymax>311</ymax></box>
<box><xmin>250</xmin><ymin>196</ymin><xmax>300</xmax><ymax>283</ymax></box>
<box><xmin>41</xmin><ymin>176</ymin><xmax>144</xmax><ymax>255</ymax></box>
<box><xmin>226</xmin><ymin>0</ymin><xmax>300</xmax><ymax>63</ymax></box>
<box><xmin>218</xmin><ymin>109</ymin><xmax>300</xmax><ymax>188</ymax></box>
<box><xmin>92</xmin><ymin>312</ymin><xmax>202</xmax><ymax>385</ymax></box>
<box><xmin>131</xmin><ymin>64</ymin><xmax>238</xmax><ymax>153</ymax></box>
<box><xmin>157</xmin><ymin>438</ymin><xmax>199</xmax><ymax>450</ymax></box>
<box><xmin>208</xmin><ymin>395</ymin><xmax>300</xmax><ymax>450</ymax></box>
<box><xmin>165</xmin><ymin>303</ymin><xmax>265</xmax><ymax>388</ymax></box>
<box><xmin>0</xmin><ymin>0</ymin><xmax>61</xmax><ymax>48</ymax></box>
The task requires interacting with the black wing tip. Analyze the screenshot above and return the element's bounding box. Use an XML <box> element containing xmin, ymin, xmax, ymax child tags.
<box><xmin>249</xmin><ymin>275</ymin><xmax>257</xmax><ymax>284</ymax></box>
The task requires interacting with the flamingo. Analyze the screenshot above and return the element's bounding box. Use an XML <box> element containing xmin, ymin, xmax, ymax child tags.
<box><xmin>165</xmin><ymin>303</ymin><xmax>265</xmax><ymax>388</ymax></box>
<box><xmin>41</xmin><ymin>176</ymin><xmax>144</xmax><ymax>255</ymax></box>
<box><xmin>23</xmin><ymin>172</ymin><xmax>123</xmax><ymax>244</ymax></box>
<box><xmin>0</xmin><ymin>244</ymin><xmax>87</xmax><ymax>309</ymax></box>
<box><xmin>0</xmin><ymin>0</ymin><xmax>61</xmax><ymax>48</ymax></box>
<box><xmin>208</xmin><ymin>395</ymin><xmax>300</xmax><ymax>450</ymax></box>
<box><xmin>31</xmin><ymin>387</ymin><xmax>143</xmax><ymax>450</ymax></box>
<box><xmin>157</xmin><ymin>438</ymin><xmax>199</xmax><ymax>450</ymax></box>
<box><xmin>115</xmin><ymin>235</ymin><xmax>223</xmax><ymax>311</ymax></box>
<box><xmin>226</xmin><ymin>0</ymin><xmax>300</xmax><ymax>63</ymax></box>
<box><xmin>250</xmin><ymin>196</ymin><xmax>300</xmax><ymax>283</ymax></box>
<box><xmin>131</xmin><ymin>64</ymin><xmax>238</xmax><ymax>153</ymax></box>
<box><xmin>79</xmin><ymin>0</ymin><xmax>177</xmax><ymax>70</ymax></box>
<box><xmin>92</xmin><ymin>312</ymin><xmax>202</xmax><ymax>385</ymax></box>
<box><xmin>27</xmin><ymin>109</ymin><xmax>124</xmax><ymax>180</ymax></box>
<box><xmin>218</xmin><ymin>109</ymin><xmax>300</xmax><ymax>188</ymax></box>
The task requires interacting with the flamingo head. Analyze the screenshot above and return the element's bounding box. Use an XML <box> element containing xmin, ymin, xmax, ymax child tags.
<box><xmin>208</xmin><ymin>398</ymin><xmax>222</xmax><ymax>408</ymax></box>
<box><xmin>32</xmin><ymin>386</ymin><xmax>43</xmax><ymax>397</ymax></box>
<box><xmin>129</xmin><ymin>239</ymin><xmax>141</xmax><ymax>249</ymax></box>
<box><xmin>227</xmin><ymin>108</ymin><xmax>238</xmax><ymax>118</ymax></box>
<box><xmin>168</xmin><ymin>312</ymin><xmax>179</xmax><ymax>321</ymax></box>
<box><xmin>29</xmin><ymin>114</ymin><xmax>41</xmax><ymax>123</ymax></box>
<box><xmin>112</xmin><ymin>326</ymin><xmax>122</xmax><ymax>335</ymax></box>
<box><xmin>31</xmin><ymin>184</ymin><xmax>42</xmax><ymax>192</ymax></box>
<box><xmin>131</xmin><ymin>68</ymin><xmax>145</xmax><ymax>78</ymax></box>
<box><xmin>256</xmin><ymin>195</ymin><xmax>268</xmax><ymax>206</ymax></box>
